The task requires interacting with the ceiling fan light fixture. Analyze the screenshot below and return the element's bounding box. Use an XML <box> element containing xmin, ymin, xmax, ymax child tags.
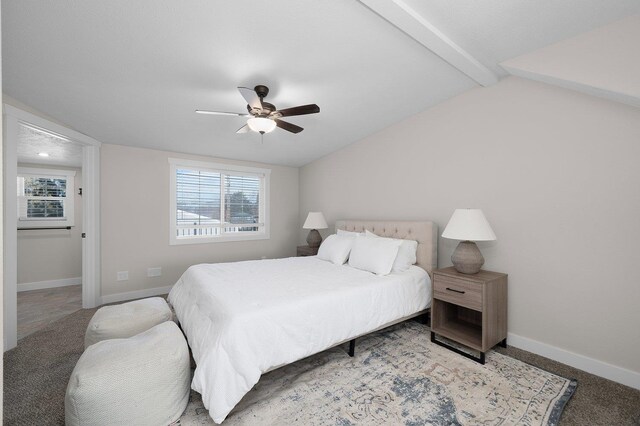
<box><xmin>196</xmin><ymin>85</ymin><xmax>319</xmax><ymax>135</ymax></box>
<box><xmin>247</xmin><ymin>117</ymin><xmax>276</xmax><ymax>134</ymax></box>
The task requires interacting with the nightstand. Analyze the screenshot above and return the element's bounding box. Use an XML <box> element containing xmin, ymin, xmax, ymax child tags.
<box><xmin>430</xmin><ymin>266</ymin><xmax>508</xmax><ymax>364</ymax></box>
<box><xmin>297</xmin><ymin>245</ymin><xmax>318</xmax><ymax>257</ymax></box>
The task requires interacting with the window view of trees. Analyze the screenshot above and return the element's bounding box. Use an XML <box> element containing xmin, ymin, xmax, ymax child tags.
<box><xmin>224</xmin><ymin>175</ymin><xmax>260</xmax><ymax>231</ymax></box>
<box><xmin>24</xmin><ymin>177</ymin><xmax>67</xmax><ymax>197</ymax></box>
<box><xmin>21</xmin><ymin>177</ymin><xmax>67</xmax><ymax>218</ymax></box>
<box><xmin>27</xmin><ymin>200</ymin><xmax>64</xmax><ymax>218</ymax></box>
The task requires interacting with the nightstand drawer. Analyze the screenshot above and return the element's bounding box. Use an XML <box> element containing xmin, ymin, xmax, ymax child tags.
<box><xmin>433</xmin><ymin>275</ymin><xmax>482</xmax><ymax>311</ymax></box>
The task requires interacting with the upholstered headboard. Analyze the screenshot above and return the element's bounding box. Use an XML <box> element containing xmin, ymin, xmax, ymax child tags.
<box><xmin>335</xmin><ymin>220</ymin><xmax>438</xmax><ymax>275</ymax></box>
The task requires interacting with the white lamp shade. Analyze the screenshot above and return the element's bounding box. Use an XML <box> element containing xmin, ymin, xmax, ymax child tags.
<box><xmin>247</xmin><ymin>117</ymin><xmax>277</xmax><ymax>133</ymax></box>
<box><xmin>303</xmin><ymin>212</ymin><xmax>328</xmax><ymax>230</ymax></box>
<box><xmin>442</xmin><ymin>209</ymin><xmax>497</xmax><ymax>241</ymax></box>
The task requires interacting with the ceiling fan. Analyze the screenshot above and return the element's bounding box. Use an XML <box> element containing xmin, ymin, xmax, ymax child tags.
<box><xmin>196</xmin><ymin>85</ymin><xmax>320</xmax><ymax>135</ymax></box>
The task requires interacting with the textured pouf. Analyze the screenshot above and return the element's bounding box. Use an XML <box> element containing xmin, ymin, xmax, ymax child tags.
<box><xmin>84</xmin><ymin>297</ymin><xmax>172</xmax><ymax>349</ymax></box>
<box><xmin>66</xmin><ymin>321</ymin><xmax>190</xmax><ymax>426</ymax></box>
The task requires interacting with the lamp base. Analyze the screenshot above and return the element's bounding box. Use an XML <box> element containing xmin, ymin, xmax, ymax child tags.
<box><xmin>306</xmin><ymin>229</ymin><xmax>322</xmax><ymax>248</ymax></box>
<box><xmin>451</xmin><ymin>241</ymin><xmax>484</xmax><ymax>274</ymax></box>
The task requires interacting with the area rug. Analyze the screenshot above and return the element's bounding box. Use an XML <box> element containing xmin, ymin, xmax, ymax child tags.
<box><xmin>176</xmin><ymin>321</ymin><xmax>576</xmax><ymax>425</ymax></box>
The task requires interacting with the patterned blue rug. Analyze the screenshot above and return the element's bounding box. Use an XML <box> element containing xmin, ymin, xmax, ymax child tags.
<box><xmin>177</xmin><ymin>322</ymin><xmax>576</xmax><ymax>425</ymax></box>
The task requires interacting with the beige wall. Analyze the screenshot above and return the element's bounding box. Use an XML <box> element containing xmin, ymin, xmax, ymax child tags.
<box><xmin>101</xmin><ymin>144</ymin><xmax>299</xmax><ymax>297</ymax></box>
<box><xmin>17</xmin><ymin>165</ymin><xmax>82</xmax><ymax>284</ymax></box>
<box><xmin>299</xmin><ymin>76</ymin><xmax>640</xmax><ymax>373</ymax></box>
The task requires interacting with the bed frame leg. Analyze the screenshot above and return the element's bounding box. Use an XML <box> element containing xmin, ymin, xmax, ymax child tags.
<box><xmin>417</xmin><ymin>312</ymin><xmax>430</xmax><ymax>325</ymax></box>
<box><xmin>348</xmin><ymin>339</ymin><xmax>355</xmax><ymax>357</ymax></box>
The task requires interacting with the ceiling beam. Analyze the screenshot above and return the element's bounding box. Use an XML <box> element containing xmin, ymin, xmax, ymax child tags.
<box><xmin>358</xmin><ymin>0</ymin><xmax>499</xmax><ymax>87</ymax></box>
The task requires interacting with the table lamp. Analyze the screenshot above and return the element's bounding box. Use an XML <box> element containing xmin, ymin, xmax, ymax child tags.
<box><xmin>442</xmin><ymin>209</ymin><xmax>496</xmax><ymax>274</ymax></box>
<box><xmin>303</xmin><ymin>212</ymin><xmax>328</xmax><ymax>248</ymax></box>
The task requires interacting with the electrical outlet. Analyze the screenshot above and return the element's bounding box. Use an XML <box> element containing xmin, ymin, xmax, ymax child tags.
<box><xmin>147</xmin><ymin>267</ymin><xmax>162</xmax><ymax>277</ymax></box>
<box><xmin>117</xmin><ymin>271</ymin><xmax>129</xmax><ymax>281</ymax></box>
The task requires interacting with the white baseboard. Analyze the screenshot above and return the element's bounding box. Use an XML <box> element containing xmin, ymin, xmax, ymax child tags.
<box><xmin>100</xmin><ymin>285</ymin><xmax>173</xmax><ymax>305</ymax></box>
<box><xmin>507</xmin><ymin>332</ymin><xmax>640</xmax><ymax>390</ymax></box>
<box><xmin>17</xmin><ymin>277</ymin><xmax>82</xmax><ymax>292</ymax></box>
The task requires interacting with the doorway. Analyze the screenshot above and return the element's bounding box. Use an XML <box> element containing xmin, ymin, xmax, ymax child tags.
<box><xmin>3</xmin><ymin>104</ymin><xmax>101</xmax><ymax>350</ymax></box>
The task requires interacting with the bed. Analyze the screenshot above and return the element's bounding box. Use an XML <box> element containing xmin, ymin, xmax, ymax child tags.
<box><xmin>168</xmin><ymin>220</ymin><xmax>438</xmax><ymax>424</ymax></box>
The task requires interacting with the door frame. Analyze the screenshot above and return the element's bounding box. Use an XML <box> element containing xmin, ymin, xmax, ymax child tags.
<box><xmin>3</xmin><ymin>104</ymin><xmax>101</xmax><ymax>350</ymax></box>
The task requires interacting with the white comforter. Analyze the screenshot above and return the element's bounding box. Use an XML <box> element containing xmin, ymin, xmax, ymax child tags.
<box><xmin>168</xmin><ymin>256</ymin><xmax>431</xmax><ymax>423</ymax></box>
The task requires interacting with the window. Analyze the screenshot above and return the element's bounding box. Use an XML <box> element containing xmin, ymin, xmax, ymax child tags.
<box><xmin>17</xmin><ymin>167</ymin><xmax>76</xmax><ymax>228</ymax></box>
<box><xmin>169</xmin><ymin>159</ymin><xmax>270</xmax><ymax>244</ymax></box>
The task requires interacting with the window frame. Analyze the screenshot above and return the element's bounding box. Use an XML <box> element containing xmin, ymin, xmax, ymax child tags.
<box><xmin>169</xmin><ymin>158</ymin><xmax>270</xmax><ymax>245</ymax></box>
<box><xmin>17</xmin><ymin>167</ymin><xmax>76</xmax><ymax>228</ymax></box>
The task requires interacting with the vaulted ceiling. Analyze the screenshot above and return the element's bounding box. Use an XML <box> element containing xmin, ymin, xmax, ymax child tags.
<box><xmin>3</xmin><ymin>1</ymin><xmax>639</xmax><ymax>166</ymax></box>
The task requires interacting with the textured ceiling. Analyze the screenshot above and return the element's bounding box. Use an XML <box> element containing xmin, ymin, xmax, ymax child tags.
<box><xmin>17</xmin><ymin>124</ymin><xmax>84</xmax><ymax>168</ymax></box>
<box><xmin>3</xmin><ymin>1</ymin><xmax>639</xmax><ymax>167</ymax></box>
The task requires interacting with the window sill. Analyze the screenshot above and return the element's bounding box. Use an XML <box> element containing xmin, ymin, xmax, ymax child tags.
<box><xmin>169</xmin><ymin>232</ymin><xmax>270</xmax><ymax>245</ymax></box>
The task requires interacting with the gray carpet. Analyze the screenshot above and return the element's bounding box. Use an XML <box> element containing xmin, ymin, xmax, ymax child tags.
<box><xmin>4</xmin><ymin>307</ymin><xmax>640</xmax><ymax>425</ymax></box>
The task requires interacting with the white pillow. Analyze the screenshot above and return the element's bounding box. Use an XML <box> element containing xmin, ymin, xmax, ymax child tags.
<box><xmin>337</xmin><ymin>229</ymin><xmax>364</xmax><ymax>238</ymax></box>
<box><xmin>317</xmin><ymin>234</ymin><xmax>354</xmax><ymax>265</ymax></box>
<box><xmin>365</xmin><ymin>230</ymin><xmax>418</xmax><ymax>272</ymax></box>
<box><xmin>348</xmin><ymin>235</ymin><xmax>402</xmax><ymax>276</ymax></box>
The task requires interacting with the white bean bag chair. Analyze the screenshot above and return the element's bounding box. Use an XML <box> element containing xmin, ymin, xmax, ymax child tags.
<box><xmin>66</xmin><ymin>321</ymin><xmax>190</xmax><ymax>426</ymax></box>
<box><xmin>85</xmin><ymin>297</ymin><xmax>172</xmax><ymax>349</ymax></box>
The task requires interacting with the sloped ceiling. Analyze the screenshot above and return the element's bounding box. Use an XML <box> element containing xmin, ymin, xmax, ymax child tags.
<box><xmin>501</xmin><ymin>14</ymin><xmax>640</xmax><ymax>108</ymax></box>
<box><xmin>3</xmin><ymin>1</ymin><xmax>639</xmax><ymax>166</ymax></box>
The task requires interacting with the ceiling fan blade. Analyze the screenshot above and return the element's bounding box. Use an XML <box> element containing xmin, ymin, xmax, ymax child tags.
<box><xmin>275</xmin><ymin>119</ymin><xmax>303</xmax><ymax>134</ymax></box>
<box><xmin>236</xmin><ymin>124</ymin><xmax>250</xmax><ymax>134</ymax></box>
<box><xmin>195</xmin><ymin>110</ymin><xmax>249</xmax><ymax>117</ymax></box>
<box><xmin>273</xmin><ymin>104</ymin><xmax>320</xmax><ymax>118</ymax></box>
<box><xmin>238</xmin><ymin>87</ymin><xmax>263</xmax><ymax>110</ymax></box>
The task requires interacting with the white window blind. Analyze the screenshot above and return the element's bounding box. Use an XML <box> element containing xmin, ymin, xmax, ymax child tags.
<box><xmin>176</xmin><ymin>169</ymin><xmax>221</xmax><ymax>237</ymax></box>
<box><xmin>170</xmin><ymin>159</ymin><xmax>269</xmax><ymax>244</ymax></box>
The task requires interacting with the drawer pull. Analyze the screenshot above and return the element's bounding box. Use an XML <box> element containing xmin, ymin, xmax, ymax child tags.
<box><xmin>446</xmin><ymin>287</ymin><xmax>465</xmax><ymax>294</ymax></box>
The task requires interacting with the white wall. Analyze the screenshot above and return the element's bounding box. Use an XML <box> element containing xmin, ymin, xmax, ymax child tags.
<box><xmin>101</xmin><ymin>143</ymin><xmax>299</xmax><ymax>300</ymax></box>
<box><xmin>17</xmin><ymin>165</ymin><xmax>82</xmax><ymax>286</ymax></box>
<box><xmin>299</xmin><ymin>76</ymin><xmax>640</xmax><ymax>377</ymax></box>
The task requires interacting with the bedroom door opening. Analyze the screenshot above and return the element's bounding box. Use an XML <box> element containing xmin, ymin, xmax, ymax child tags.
<box><xmin>3</xmin><ymin>104</ymin><xmax>101</xmax><ymax>350</ymax></box>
